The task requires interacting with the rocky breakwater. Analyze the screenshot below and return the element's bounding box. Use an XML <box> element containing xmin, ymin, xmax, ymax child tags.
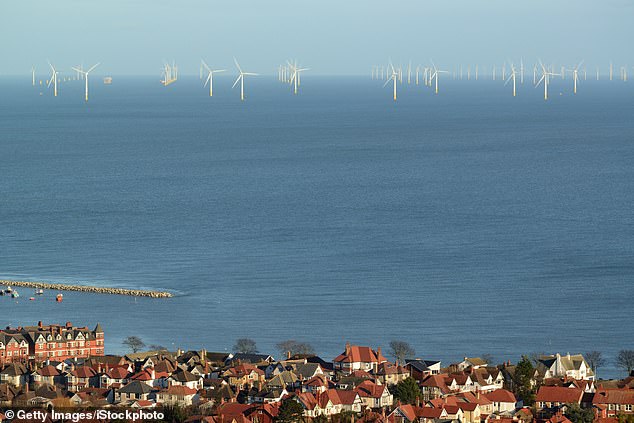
<box><xmin>0</xmin><ymin>280</ymin><xmax>172</xmax><ymax>298</ymax></box>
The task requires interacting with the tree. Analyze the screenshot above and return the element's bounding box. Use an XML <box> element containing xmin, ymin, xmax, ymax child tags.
<box><xmin>512</xmin><ymin>355</ymin><xmax>536</xmax><ymax>406</ymax></box>
<box><xmin>394</xmin><ymin>377</ymin><xmax>422</xmax><ymax>404</ymax></box>
<box><xmin>233</xmin><ymin>338</ymin><xmax>258</xmax><ymax>354</ymax></box>
<box><xmin>122</xmin><ymin>336</ymin><xmax>145</xmax><ymax>353</ymax></box>
<box><xmin>148</xmin><ymin>344</ymin><xmax>168</xmax><ymax>351</ymax></box>
<box><xmin>162</xmin><ymin>404</ymin><xmax>188</xmax><ymax>423</ymax></box>
<box><xmin>389</xmin><ymin>340</ymin><xmax>415</xmax><ymax>364</ymax></box>
<box><xmin>313</xmin><ymin>415</ymin><xmax>328</xmax><ymax>423</ymax></box>
<box><xmin>275</xmin><ymin>398</ymin><xmax>305</xmax><ymax>423</ymax></box>
<box><xmin>564</xmin><ymin>402</ymin><xmax>594</xmax><ymax>423</ymax></box>
<box><xmin>276</xmin><ymin>340</ymin><xmax>315</xmax><ymax>358</ymax></box>
<box><xmin>616</xmin><ymin>350</ymin><xmax>634</xmax><ymax>375</ymax></box>
<box><xmin>585</xmin><ymin>351</ymin><xmax>606</xmax><ymax>377</ymax></box>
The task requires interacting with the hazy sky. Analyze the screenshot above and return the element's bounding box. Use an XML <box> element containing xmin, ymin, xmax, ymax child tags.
<box><xmin>1</xmin><ymin>0</ymin><xmax>632</xmax><ymax>75</ymax></box>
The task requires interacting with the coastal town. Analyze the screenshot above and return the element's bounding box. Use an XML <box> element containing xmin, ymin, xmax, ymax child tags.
<box><xmin>0</xmin><ymin>322</ymin><xmax>633</xmax><ymax>423</ymax></box>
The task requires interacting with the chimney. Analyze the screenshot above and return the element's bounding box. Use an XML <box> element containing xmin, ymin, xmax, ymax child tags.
<box><xmin>38</xmin><ymin>321</ymin><xmax>43</xmax><ymax>329</ymax></box>
<box><xmin>345</xmin><ymin>342</ymin><xmax>351</xmax><ymax>356</ymax></box>
<box><xmin>287</xmin><ymin>351</ymin><xmax>291</xmax><ymax>360</ymax></box>
<box><xmin>377</xmin><ymin>347</ymin><xmax>382</xmax><ymax>358</ymax></box>
<box><xmin>66</xmin><ymin>322</ymin><xmax>72</xmax><ymax>329</ymax></box>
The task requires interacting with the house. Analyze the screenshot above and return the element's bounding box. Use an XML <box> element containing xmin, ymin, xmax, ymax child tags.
<box><xmin>69</xmin><ymin>387</ymin><xmax>113</xmax><ymax>406</ymax></box>
<box><xmin>468</xmin><ymin>367</ymin><xmax>505</xmax><ymax>392</ymax></box>
<box><xmin>291</xmin><ymin>363</ymin><xmax>323</xmax><ymax>381</ymax></box>
<box><xmin>535</xmin><ymin>386</ymin><xmax>584</xmax><ymax>417</ymax></box>
<box><xmin>592</xmin><ymin>388</ymin><xmax>634</xmax><ymax>417</ymax></box>
<box><xmin>156</xmin><ymin>385</ymin><xmax>200</xmax><ymax>406</ymax></box>
<box><xmin>244</xmin><ymin>403</ymin><xmax>280</xmax><ymax>423</ymax></box>
<box><xmin>333</xmin><ymin>343</ymin><xmax>388</xmax><ymax>374</ymax></box>
<box><xmin>0</xmin><ymin>383</ymin><xmax>19</xmax><ymax>406</ymax></box>
<box><xmin>169</xmin><ymin>369</ymin><xmax>203</xmax><ymax>390</ymax></box>
<box><xmin>405</xmin><ymin>359</ymin><xmax>442</xmax><ymax>380</ymax></box>
<box><xmin>32</xmin><ymin>365</ymin><xmax>63</xmax><ymax>387</ymax></box>
<box><xmin>266</xmin><ymin>371</ymin><xmax>300</xmax><ymax>391</ymax></box>
<box><xmin>223</xmin><ymin>364</ymin><xmax>265</xmax><ymax>390</ymax></box>
<box><xmin>485</xmin><ymin>389</ymin><xmax>517</xmax><ymax>413</ymax></box>
<box><xmin>388</xmin><ymin>404</ymin><xmax>425</xmax><ymax>423</ymax></box>
<box><xmin>536</xmin><ymin>353</ymin><xmax>594</xmax><ymax>381</ymax></box>
<box><xmin>1</xmin><ymin>322</ymin><xmax>104</xmax><ymax>363</ymax></box>
<box><xmin>420</xmin><ymin>374</ymin><xmax>451</xmax><ymax>400</ymax></box>
<box><xmin>66</xmin><ymin>366</ymin><xmax>99</xmax><ymax>392</ymax></box>
<box><xmin>115</xmin><ymin>380</ymin><xmax>154</xmax><ymax>403</ymax></box>
<box><xmin>0</xmin><ymin>363</ymin><xmax>29</xmax><ymax>387</ymax></box>
<box><xmin>250</xmin><ymin>388</ymin><xmax>288</xmax><ymax>404</ymax></box>
<box><xmin>355</xmin><ymin>380</ymin><xmax>393</xmax><ymax>408</ymax></box>
<box><xmin>376</xmin><ymin>362</ymin><xmax>409</xmax><ymax>385</ymax></box>
<box><xmin>100</xmin><ymin>365</ymin><xmax>131</xmax><ymax>388</ymax></box>
<box><xmin>458</xmin><ymin>357</ymin><xmax>488</xmax><ymax>371</ymax></box>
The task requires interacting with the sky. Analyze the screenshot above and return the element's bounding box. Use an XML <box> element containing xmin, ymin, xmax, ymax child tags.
<box><xmin>1</xmin><ymin>0</ymin><xmax>632</xmax><ymax>75</ymax></box>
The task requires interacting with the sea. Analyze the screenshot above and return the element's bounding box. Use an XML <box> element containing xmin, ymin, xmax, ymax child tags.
<box><xmin>0</xmin><ymin>75</ymin><xmax>632</xmax><ymax>379</ymax></box>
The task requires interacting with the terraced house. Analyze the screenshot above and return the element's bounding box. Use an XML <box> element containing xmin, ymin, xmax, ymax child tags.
<box><xmin>0</xmin><ymin>321</ymin><xmax>104</xmax><ymax>363</ymax></box>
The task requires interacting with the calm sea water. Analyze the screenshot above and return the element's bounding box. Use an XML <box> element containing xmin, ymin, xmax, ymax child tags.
<box><xmin>0</xmin><ymin>76</ymin><xmax>632</xmax><ymax>378</ymax></box>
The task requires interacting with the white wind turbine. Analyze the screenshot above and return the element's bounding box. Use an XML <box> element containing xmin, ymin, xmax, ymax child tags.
<box><xmin>288</xmin><ymin>60</ymin><xmax>309</xmax><ymax>94</ymax></box>
<box><xmin>47</xmin><ymin>62</ymin><xmax>59</xmax><ymax>97</ymax></box>
<box><xmin>504</xmin><ymin>63</ymin><xmax>518</xmax><ymax>97</ymax></box>
<box><xmin>201</xmin><ymin>60</ymin><xmax>225</xmax><ymax>97</ymax></box>
<box><xmin>430</xmin><ymin>61</ymin><xmax>448</xmax><ymax>94</ymax></box>
<box><xmin>383</xmin><ymin>62</ymin><xmax>398</xmax><ymax>101</ymax></box>
<box><xmin>31</xmin><ymin>66</ymin><xmax>36</xmax><ymax>86</ymax></box>
<box><xmin>71</xmin><ymin>62</ymin><xmax>100</xmax><ymax>102</ymax></box>
<box><xmin>535</xmin><ymin>60</ymin><xmax>560</xmax><ymax>100</ymax></box>
<box><xmin>567</xmin><ymin>60</ymin><xmax>583</xmax><ymax>94</ymax></box>
<box><xmin>232</xmin><ymin>58</ymin><xmax>258</xmax><ymax>101</ymax></box>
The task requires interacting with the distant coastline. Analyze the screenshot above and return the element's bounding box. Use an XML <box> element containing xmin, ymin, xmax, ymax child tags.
<box><xmin>0</xmin><ymin>279</ymin><xmax>172</xmax><ymax>298</ymax></box>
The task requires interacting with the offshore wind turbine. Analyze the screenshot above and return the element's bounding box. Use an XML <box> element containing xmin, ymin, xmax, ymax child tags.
<box><xmin>383</xmin><ymin>62</ymin><xmax>398</xmax><ymax>101</ymax></box>
<box><xmin>430</xmin><ymin>61</ymin><xmax>448</xmax><ymax>94</ymax></box>
<box><xmin>31</xmin><ymin>66</ymin><xmax>35</xmax><ymax>86</ymax></box>
<box><xmin>504</xmin><ymin>63</ymin><xmax>518</xmax><ymax>97</ymax></box>
<box><xmin>47</xmin><ymin>62</ymin><xmax>59</xmax><ymax>97</ymax></box>
<box><xmin>567</xmin><ymin>60</ymin><xmax>583</xmax><ymax>94</ymax></box>
<box><xmin>71</xmin><ymin>62</ymin><xmax>100</xmax><ymax>102</ymax></box>
<box><xmin>232</xmin><ymin>58</ymin><xmax>258</xmax><ymax>101</ymax></box>
<box><xmin>535</xmin><ymin>60</ymin><xmax>559</xmax><ymax>100</ymax></box>
<box><xmin>201</xmin><ymin>60</ymin><xmax>225</xmax><ymax>97</ymax></box>
<box><xmin>287</xmin><ymin>60</ymin><xmax>309</xmax><ymax>94</ymax></box>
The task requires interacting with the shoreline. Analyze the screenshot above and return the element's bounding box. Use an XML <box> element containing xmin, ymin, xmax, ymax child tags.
<box><xmin>0</xmin><ymin>279</ymin><xmax>172</xmax><ymax>298</ymax></box>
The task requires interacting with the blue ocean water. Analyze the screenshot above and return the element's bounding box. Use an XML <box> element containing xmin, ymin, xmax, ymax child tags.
<box><xmin>0</xmin><ymin>75</ymin><xmax>632</xmax><ymax>378</ymax></box>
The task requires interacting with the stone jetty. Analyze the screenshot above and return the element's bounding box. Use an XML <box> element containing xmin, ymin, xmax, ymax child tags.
<box><xmin>0</xmin><ymin>280</ymin><xmax>172</xmax><ymax>298</ymax></box>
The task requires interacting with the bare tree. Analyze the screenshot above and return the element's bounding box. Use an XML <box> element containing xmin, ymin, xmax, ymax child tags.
<box><xmin>585</xmin><ymin>351</ymin><xmax>606</xmax><ymax>377</ymax></box>
<box><xmin>233</xmin><ymin>338</ymin><xmax>258</xmax><ymax>354</ymax></box>
<box><xmin>276</xmin><ymin>340</ymin><xmax>315</xmax><ymax>358</ymax></box>
<box><xmin>122</xmin><ymin>336</ymin><xmax>145</xmax><ymax>353</ymax></box>
<box><xmin>389</xmin><ymin>340</ymin><xmax>415</xmax><ymax>364</ymax></box>
<box><xmin>616</xmin><ymin>350</ymin><xmax>634</xmax><ymax>375</ymax></box>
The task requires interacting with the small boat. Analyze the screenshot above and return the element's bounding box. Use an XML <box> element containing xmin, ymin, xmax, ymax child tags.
<box><xmin>35</xmin><ymin>289</ymin><xmax>44</xmax><ymax>295</ymax></box>
<box><xmin>5</xmin><ymin>286</ymin><xmax>12</xmax><ymax>293</ymax></box>
<box><xmin>56</xmin><ymin>294</ymin><xmax>63</xmax><ymax>302</ymax></box>
<box><xmin>29</xmin><ymin>297</ymin><xmax>35</xmax><ymax>301</ymax></box>
<box><xmin>11</xmin><ymin>290</ymin><xmax>19</xmax><ymax>298</ymax></box>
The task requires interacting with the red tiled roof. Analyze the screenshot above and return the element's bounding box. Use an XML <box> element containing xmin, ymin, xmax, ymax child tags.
<box><xmin>37</xmin><ymin>365</ymin><xmax>60</xmax><ymax>377</ymax></box>
<box><xmin>419</xmin><ymin>407</ymin><xmax>444</xmax><ymax>418</ymax></box>
<box><xmin>334</xmin><ymin>345</ymin><xmax>387</xmax><ymax>364</ymax></box>
<box><xmin>355</xmin><ymin>380</ymin><xmax>386</xmax><ymax>398</ymax></box>
<box><xmin>536</xmin><ymin>386</ymin><xmax>583</xmax><ymax>404</ymax></box>
<box><xmin>72</xmin><ymin>366</ymin><xmax>97</xmax><ymax>378</ymax></box>
<box><xmin>485</xmin><ymin>389</ymin><xmax>516</xmax><ymax>403</ymax></box>
<box><xmin>592</xmin><ymin>389</ymin><xmax>634</xmax><ymax>405</ymax></box>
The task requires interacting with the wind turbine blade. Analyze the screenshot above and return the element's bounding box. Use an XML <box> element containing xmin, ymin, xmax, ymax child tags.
<box><xmin>242</xmin><ymin>72</ymin><xmax>259</xmax><ymax>76</ymax></box>
<box><xmin>504</xmin><ymin>75</ymin><xmax>512</xmax><ymax>86</ymax></box>
<box><xmin>233</xmin><ymin>57</ymin><xmax>242</xmax><ymax>73</ymax></box>
<box><xmin>232</xmin><ymin>75</ymin><xmax>242</xmax><ymax>88</ymax></box>
<box><xmin>204</xmin><ymin>73</ymin><xmax>211</xmax><ymax>87</ymax></box>
<box><xmin>87</xmin><ymin>62</ymin><xmax>100</xmax><ymax>73</ymax></box>
<box><xmin>201</xmin><ymin>60</ymin><xmax>210</xmax><ymax>72</ymax></box>
<box><xmin>535</xmin><ymin>75</ymin><xmax>545</xmax><ymax>87</ymax></box>
<box><xmin>383</xmin><ymin>77</ymin><xmax>392</xmax><ymax>88</ymax></box>
<box><xmin>213</xmin><ymin>69</ymin><xmax>226</xmax><ymax>73</ymax></box>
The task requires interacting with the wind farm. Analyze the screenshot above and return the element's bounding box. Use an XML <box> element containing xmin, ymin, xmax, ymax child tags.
<box><xmin>16</xmin><ymin>56</ymin><xmax>633</xmax><ymax>106</ymax></box>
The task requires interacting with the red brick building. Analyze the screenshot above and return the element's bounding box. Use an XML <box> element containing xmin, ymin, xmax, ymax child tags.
<box><xmin>0</xmin><ymin>321</ymin><xmax>104</xmax><ymax>364</ymax></box>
